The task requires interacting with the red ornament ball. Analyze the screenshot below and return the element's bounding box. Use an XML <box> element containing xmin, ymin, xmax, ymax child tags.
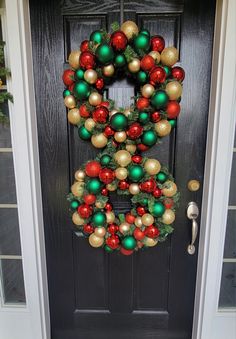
<box><xmin>104</xmin><ymin>126</ymin><xmax>115</xmax><ymax>137</ymax></box>
<box><xmin>118</xmin><ymin>180</ymin><xmax>129</xmax><ymax>190</ymax></box>
<box><xmin>120</xmin><ymin>247</ymin><xmax>133</xmax><ymax>255</ymax></box>
<box><xmin>79</xmin><ymin>104</ymin><xmax>90</xmax><ymax>118</ymax></box>
<box><xmin>150</xmin><ymin>35</ymin><xmax>165</xmax><ymax>52</ymax></box>
<box><xmin>105</xmin><ymin>203</ymin><xmax>113</xmax><ymax>211</ymax></box>
<box><xmin>145</xmin><ymin>225</ymin><xmax>160</xmax><ymax>238</ymax></box>
<box><xmin>80</xmin><ymin>40</ymin><xmax>89</xmax><ymax>52</ymax></box>
<box><xmin>164</xmin><ymin>198</ymin><xmax>174</xmax><ymax>209</ymax></box>
<box><xmin>108</xmin><ymin>224</ymin><xmax>119</xmax><ymax>234</ymax></box>
<box><xmin>127</xmin><ymin>122</ymin><xmax>143</xmax><ymax>139</ymax></box>
<box><xmin>85</xmin><ymin>161</ymin><xmax>101</xmax><ymax>177</ymax></box>
<box><xmin>151</xmin><ymin>111</ymin><xmax>161</xmax><ymax>122</ymax></box>
<box><xmin>132</xmin><ymin>155</ymin><xmax>143</xmax><ymax>164</ymax></box>
<box><xmin>83</xmin><ymin>224</ymin><xmax>94</xmax><ymax>234</ymax></box>
<box><xmin>99</xmin><ymin>168</ymin><xmax>115</xmax><ymax>184</ymax></box>
<box><xmin>136</xmin><ymin>97</ymin><xmax>150</xmax><ymax>110</ymax></box>
<box><xmin>101</xmin><ymin>188</ymin><xmax>108</xmax><ymax>196</ymax></box>
<box><xmin>137</xmin><ymin>206</ymin><xmax>146</xmax><ymax>216</ymax></box>
<box><xmin>110</xmin><ymin>31</ymin><xmax>128</xmax><ymax>51</ymax></box>
<box><xmin>153</xmin><ymin>187</ymin><xmax>162</xmax><ymax>198</ymax></box>
<box><xmin>166</xmin><ymin>101</ymin><xmax>180</xmax><ymax>119</ymax></box>
<box><xmin>84</xmin><ymin>194</ymin><xmax>96</xmax><ymax>205</ymax></box>
<box><xmin>62</xmin><ymin>69</ymin><xmax>75</xmax><ymax>86</ymax></box>
<box><xmin>92</xmin><ymin>106</ymin><xmax>109</xmax><ymax>123</ymax></box>
<box><xmin>100</xmin><ymin>101</ymin><xmax>110</xmax><ymax>108</ymax></box>
<box><xmin>125</xmin><ymin>213</ymin><xmax>135</xmax><ymax>224</ymax></box>
<box><xmin>106</xmin><ymin>235</ymin><xmax>120</xmax><ymax>249</ymax></box>
<box><xmin>68</xmin><ymin>83</ymin><xmax>75</xmax><ymax>92</ymax></box>
<box><xmin>134</xmin><ymin>228</ymin><xmax>145</xmax><ymax>240</ymax></box>
<box><xmin>149</xmin><ymin>66</ymin><xmax>166</xmax><ymax>85</ymax></box>
<box><xmin>140</xmin><ymin>179</ymin><xmax>156</xmax><ymax>193</ymax></box>
<box><xmin>137</xmin><ymin>143</ymin><xmax>149</xmax><ymax>152</ymax></box>
<box><xmin>95</xmin><ymin>78</ymin><xmax>104</xmax><ymax>90</ymax></box>
<box><xmin>78</xmin><ymin>204</ymin><xmax>92</xmax><ymax>218</ymax></box>
<box><xmin>140</xmin><ymin>55</ymin><xmax>155</xmax><ymax>71</ymax></box>
<box><xmin>79</xmin><ymin>51</ymin><xmax>96</xmax><ymax>69</ymax></box>
<box><xmin>171</xmin><ymin>66</ymin><xmax>185</xmax><ymax>81</ymax></box>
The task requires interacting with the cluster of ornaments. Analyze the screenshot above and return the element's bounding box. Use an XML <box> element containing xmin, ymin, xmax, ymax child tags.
<box><xmin>63</xmin><ymin>21</ymin><xmax>184</xmax><ymax>255</ymax></box>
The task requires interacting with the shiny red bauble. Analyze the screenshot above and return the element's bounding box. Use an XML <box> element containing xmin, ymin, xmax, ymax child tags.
<box><xmin>104</xmin><ymin>126</ymin><xmax>115</xmax><ymax>137</ymax></box>
<box><xmin>79</xmin><ymin>51</ymin><xmax>96</xmax><ymax>69</ymax></box>
<box><xmin>78</xmin><ymin>204</ymin><xmax>92</xmax><ymax>218</ymax></box>
<box><xmin>150</xmin><ymin>35</ymin><xmax>165</xmax><ymax>52</ymax></box>
<box><xmin>137</xmin><ymin>143</ymin><xmax>149</xmax><ymax>152</ymax></box>
<box><xmin>62</xmin><ymin>69</ymin><xmax>75</xmax><ymax>86</ymax></box>
<box><xmin>140</xmin><ymin>55</ymin><xmax>155</xmax><ymax>71</ymax></box>
<box><xmin>149</xmin><ymin>66</ymin><xmax>166</xmax><ymax>85</ymax></box>
<box><xmin>127</xmin><ymin>122</ymin><xmax>143</xmax><ymax>139</ymax></box>
<box><xmin>134</xmin><ymin>228</ymin><xmax>145</xmax><ymax>240</ymax></box>
<box><xmin>92</xmin><ymin>106</ymin><xmax>109</xmax><ymax>123</ymax></box>
<box><xmin>118</xmin><ymin>180</ymin><xmax>129</xmax><ymax>190</ymax></box>
<box><xmin>140</xmin><ymin>179</ymin><xmax>156</xmax><ymax>193</ymax></box>
<box><xmin>83</xmin><ymin>224</ymin><xmax>94</xmax><ymax>234</ymax></box>
<box><xmin>79</xmin><ymin>104</ymin><xmax>90</xmax><ymax>118</ymax></box>
<box><xmin>99</xmin><ymin>168</ymin><xmax>115</xmax><ymax>184</ymax></box>
<box><xmin>136</xmin><ymin>97</ymin><xmax>150</xmax><ymax>110</ymax></box>
<box><xmin>106</xmin><ymin>235</ymin><xmax>120</xmax><ymax>249</ymax></box>
<box><xmin>166</xmin><ymin>100</ymin><xmax>180</xmax><ymax>119</ymax></box>
<box><xmin>68</xmin><ymin>83</ymin><xmax>75</xmax><ymax>92</ymax></box>
<box><xmin>151</xmin><ymin>111</ymin><xmax>161</xmax><ymax>122</ymax></box>
<box><xmin>80</xmin><ymin>40</ymin><xmax>89</xmax><ymax>52</ymax></box>
<box><xmin>85</xmin><ymin>161</ymin><xmax>101</xmax><ymax>177</ymax></box>
<box><xmin>105</xmin><ymin>202</ymin><xmax>113</xmax><ymax>211</ymax></box>
<box><xmin>164</xmin><ymin>198</ymin><xmax>174</xmax><ymax>209</ymax></box>
<box><xmin>145</xmin><ymin>225</ymin><xmax>160</xmax><ymax>238</ymax></box>
<box><xmin>132</xmin><ymin>155</ymin><xmax>143</xmax><ymax>164</ymax></box>
<box><xmin>101</xmin><ymin>188</ymin><xmax>108</xmax><ymax>196</ymax></box>
<box><xmin>171</xmin><ymin>66</ymin><xmax>185</xmax><ymax>81</ymax></box>
<box><xmin>108</xmin><ymin>224</ymin><xmax>119</xmax><ymax>234</ymax></box>
<box><xmin>125</xmin><ymin>213</ymin><xmax>135</xmax><ymax>224</ymax></box>
<box><xmin>120</xmin><ymin>247</ymin><xmax>133</xmax><ymax>255</ymax></box>
<box><xmin>95</xmin><ymin>78</ymin><xmax>104</xmax><ymax>90</ymax></box>
<box><xmin>137</xmin><ymin>206</ymin><xmax>146</xmax><ymax>216</ymax></box>
<box><xmin>153</xmin><ymin>187</ymin><xmax>162</xmax><ymax>198</ymax></box>
<box><xmin>100</xmin><ymin>101</ymin><xmax>110</xmax><ymax>108</ymax></box>
<box><xmin>110</xmin><ymin>31</ymin><xmax>128</xmax><ymax>51</ymax></box>
<box><xmin>83</xmin><ymin>194</ymin><xmax>96</xmax><ymax>205</ymax></box>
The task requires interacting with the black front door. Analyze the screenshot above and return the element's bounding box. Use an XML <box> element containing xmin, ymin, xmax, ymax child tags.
<box><xmin>29</xmin><ymin>1</ymin><xmax>216</xmax><ymax>338</ymax></box>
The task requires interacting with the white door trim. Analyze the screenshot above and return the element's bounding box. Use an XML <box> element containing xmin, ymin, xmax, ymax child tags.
<box><xmin>1</xmin><ymin>0</ymin><xmax>236</xmax><ymax>338</ymax></box>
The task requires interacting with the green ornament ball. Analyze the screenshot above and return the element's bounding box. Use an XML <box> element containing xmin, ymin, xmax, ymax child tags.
<box><xmin>128</xmin><ymin>165</ymin><xmax>145</xmax><ymax>182</ymax></box>
<box><xmin>96</xmin><ymin>43</ymin><xmax>114</xmax><ymax>64</ymax></box>
<box><xmin>156</xmin><ymin>171</ymin><xmax>168</xmax><ymax>183</ymax></box>
<box><xmin>151</xmin><ymin>90</ymin><xmax>169</xmax><ymax>109</ymax></box>
<box><xmin>110</xmin><ymin>113</ymin><xmax>128</xmax><ymax>131</ymax></box>
<box><xmin>63</xmin><ymin>89</ymin><xmax>71</xmax><ymax>97</ymax></box>
<box><xmin>74</xmin><ymin>81</ymin><xmax>90</xmax><ymax>100</ymax></box>
<box><xmin>86</xmin><ymin>178</ymin><xmax>102</xmax><ymax>194</ymax></box>
<box><xmin>90</xmin><ymin>30</ymin><xmax>103</xmax><ymax>44</ymax></box>
<box><xmin>92</xmin><ymin>211</ymin><xmax>106</xmax><ymax>226</ymax></box>
<box><xmin>140</xmin><ymin>198</ymin><xmax>148</xmax><ymax>206</ymax></box>
<box><xmin>75</xmin><ymin>69</ymin><xmax>84</xmax><ymax>80</ymax></box>
<box><xmin>133</xmin><ymin>33</ymin><xmax>150</xmax><ymax>52</ymax></box>
<box><xmin>137</xmin><ymin>70</ymin><xmax>148</xmax><ymax>84</ymax></box>
<box><xmin>140</xmin><ymin>29</ymin><xmax>150</xmax><ymax>37</ymax></box>
<box><xmin>141</xmin><ymin>129</ymin><xmax>158</xmax><ymax>146</ymax></box>
<box><xmin>139</xmin><ymin>111</ymin><xmax>150</xmax><ymax>124</ymax></box>
<box><xmin>114</xmin><ymin>54</ymin><xmax>126</xmax><ymax>68</ymax></box>
<box><xmin>78</xmin><ymin>126</ymin><xmax>92</xmax><ymax>140</ymax></box>
<box><xmin>122</xmin><ymin>236</ymin><xmax>137</xmax><ymax>250</ymax></box>
<box><xmin>70</xmin><ymin>200</ymin><xmax>79</xmax><ymax>210</ymax></box>
<box><xmin>104</xmin><ymin>244</ymin><xmax>113</xmax><ymax>253</ymax></box>
<box><xmin>100</xmin><ymin>154</ymin><xmax>111</xmax><ymax>166</ymax></box>
<box><xmin>151</xmin><ymin>202</ymin><xmax>165</xmax><ymax>217</ymax></box>
<box><xmin>163</xmin><ymin>66</ymin><xmax>171</xmax><ymax>77</ymax></box>
<box><xmin>169</xmin><ymin>119</ymin><xmax>177</xmax><ymax>128</ymax></box>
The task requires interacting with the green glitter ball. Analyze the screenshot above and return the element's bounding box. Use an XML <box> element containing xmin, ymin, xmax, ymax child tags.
<box><xmin>110</xmin><ymin>113</ymin><xmax>128</xmax><ymax>131</ymax></box>
<box><xmin>139</xmin><ymin>111</ymin><xmax>150</xmax><ymax>124</ymax></box>
<box><xmin>151</xmin><ymin>202</ymin><xmax>165</xmax><ymax>217</ymax></box>
<box><xmin>92</xmin><ymin>211</ymin><xmax>106</xmax><ymax>226</ymax></box>
<box><xmin>96</xmin><ymin>43</ymin><xmax>114</xmax><ymax>64</ymax></box>
<box><xmin>140</xmin><ymin>198</ymin><xmax>148</xmax><ymax>206</ymax></box>
<box><xmin>169</xmin><ymin>119</ymin><xmax>177</xmax><ymax>128</ymax></box>
<box><xmin>100</xmin><ymin>155</ymin><xmax>112</xmax><ymax>166</ymax></box>
<box><xmin>75</xmin><ymin>69</ymin><xmax>84</xmax><ymax>80</ymax></box>
<box><xmin>141</xmin><ymin>129</ymin><xmax>158</xmax><ymax>146</ymax></box>
<box><xmin>122</xmin><ymin>236</ymin><xmax>137</xmax><ymax>250</ymax></box>
<box><xmin>90</xmin><ymin>30</ymin><xmax>103</xmax><ymax>44</ymax></box>
<box><xmin>86</xmin><ymin>178</ymin><xmax>102</xmax><ymax>194</ymax></box>
<box><xmin>104</xmin><ymin>244</ymin><xmax>113</xmax><ymax>253</ymax></box>
<box><xmin>137</xmin><ymin>71</ymin><xmax>148</xmax><ymax>84</ymax></box>
<box><xmin>156</xmin><ymin>171</ymin><xmax>168</xmax><ymax>183</ymax></box>
<box><xmin>163</xmin><ymin>66</ymin><xmax>171</xmax><ymax>78</ymax></box>
<box><xmin>63</xmin><ymin>89</ymin><xmax>71</xmax><ymax>97</ymax></box>
<box><xmin>114</xmin><ymin>54</ymin><xmax>126</xmax><ymax>68</ymax></box>
<box><xmin>78</xmin><ymin>126</ymin><xmax>92</xmax><ymax>140</ymax></box>
<box><xmin>128</xmin><ymin>165</ymin><xmax>145</xmax><ymax>182</ymax></box>
<box><xmin>151</xmin><ymin>90</ymin><xmax>169</xmax><ymax>109</ymax></box>
<box><xmin>133</xmin><ymin>33</ymin><xmax>150</xmax><ymax>52</ymax></box>
<box><xmin>70</xmin><ymin>200</ymin><xmax>79</xmax><ymax>210</ymax></box>
<box><xmin>140</xmin><ymin>29</ymin><xmax>150</xmax><ymax>37</ymax></box>
<box><xmin>74</xmin><ymin>80</ymin><xmax>90</xmax><ymax>100</ymax></box>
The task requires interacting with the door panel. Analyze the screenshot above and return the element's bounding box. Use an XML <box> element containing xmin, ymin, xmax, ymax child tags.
<box><xmin>29</xmin><ymin>0</ymin><xmax>216</xmax><ymax>338</ymax></box>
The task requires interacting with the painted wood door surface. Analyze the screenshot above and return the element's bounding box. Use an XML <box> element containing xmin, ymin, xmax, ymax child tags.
<box><xmin>29</xmin><ymin>1</ymin><xmax>216</xmax><ymax>338</ymax></box>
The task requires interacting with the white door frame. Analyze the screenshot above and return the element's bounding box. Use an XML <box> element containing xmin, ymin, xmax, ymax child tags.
<box><xmin>1</xmin><ymin>0</ymin><xmax>236</xmax><ymax>338</ymax></box>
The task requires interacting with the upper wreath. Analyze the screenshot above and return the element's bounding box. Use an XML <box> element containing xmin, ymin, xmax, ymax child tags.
<box><xmin>63</xmin><ymin>21</ymin><xmax>185</xmax><ymax>150</ymax></box>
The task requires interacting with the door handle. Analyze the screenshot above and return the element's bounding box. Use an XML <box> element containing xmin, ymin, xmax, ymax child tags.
<box><xmin>186</xmin><ymin>202</ymin><xmax>199</xmax><ymax>255</ymax></box>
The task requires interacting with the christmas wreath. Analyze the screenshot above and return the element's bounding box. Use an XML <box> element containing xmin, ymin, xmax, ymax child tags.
<box><xmin>62</xmin><ymin>21</ymin><xmax>184</xmax><ymax>255</ymax></box>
